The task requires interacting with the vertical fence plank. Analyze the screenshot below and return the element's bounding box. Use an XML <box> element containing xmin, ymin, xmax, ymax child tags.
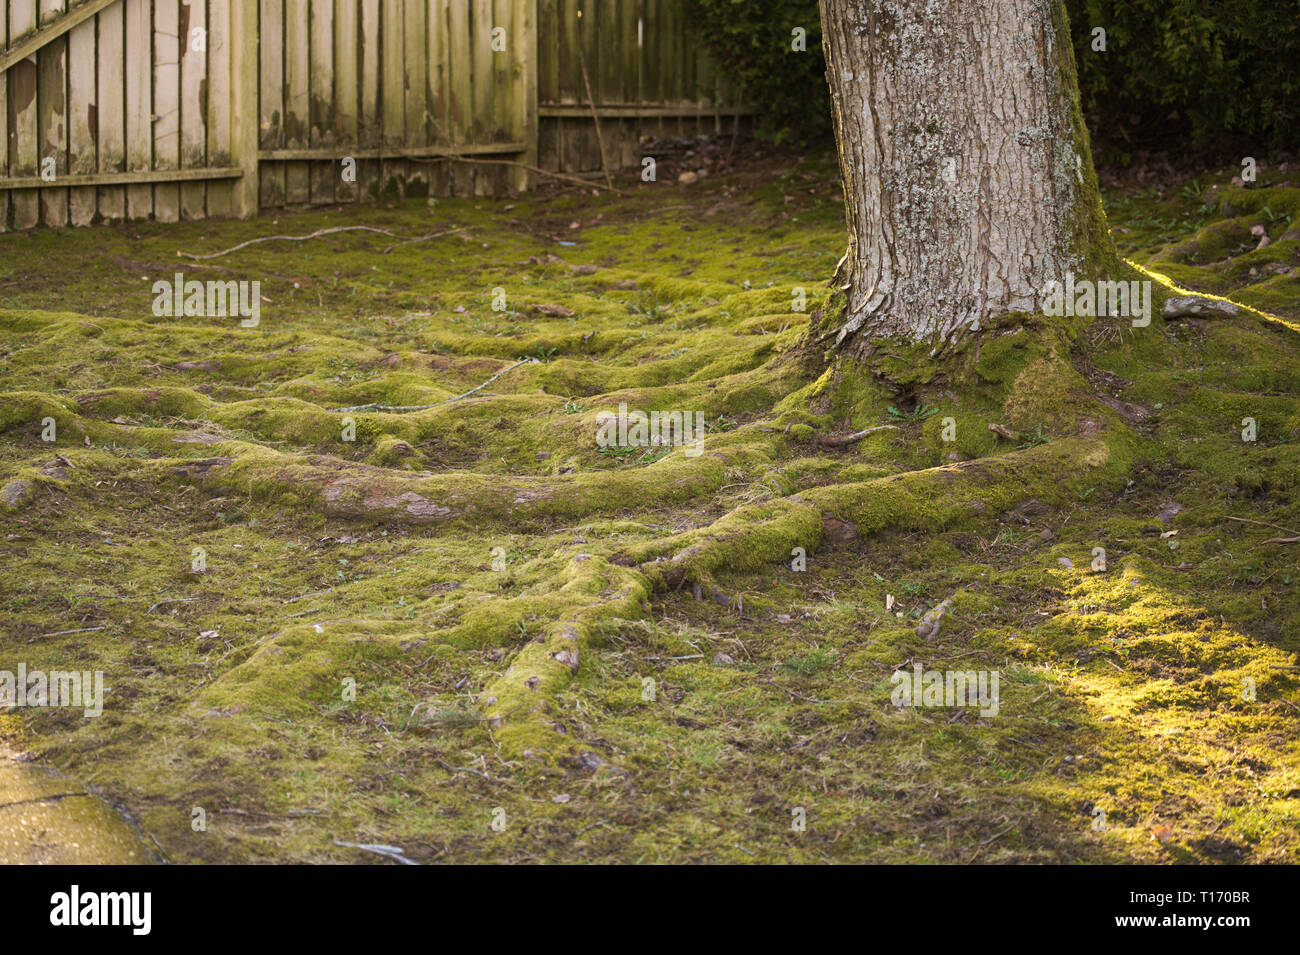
<box><xmin>10</xmin><ymin>0</ymin><xmax>39</xmax><ymax>229</ymax></box>
<box><xmin>577</xmin><ymin>0</ymin><xmax>598</xmax><ymax>171</ymax></box>
<box><xmin>491</xmin><ymin>0</ymin><xmax>512</xmax><ymax>193</ymax></box>
<box><xmin>67</xmin><ymin>14</ymin><xmax>96</xmax><ymax>225</ymax></box>
<box><xmin>535</xmin><ymin>0</ymin><xmax>556</xmax><ymax>173</ymax></box>
<box><xmin>231</xmin><ymin>0</ymin><xmax>259</xmax><ymax>215</ymax></box>
<box><xmin>445</xmin><ymin>0</ymin><xmax>471</xmax><ymax>195</ymax></box>
<box><xmin>379</xmin><ymin>0</ymin><xmax>404</xmax><ymax>197</ymax></box>
<box><xmin>206</xmin><ymin>0</ymin><xmax>233</xmax><ymax>216</ymax></box>
<box><xmin>124</xmin><ymin>0</ymin><xmax>153</xmax><ymax>218</ymax></box>
<box><xmin>470</xmin><ymin>0</ymin><xmax>492</xmax><ymax>194</ymax></box>
<box><xmin>153</xmin><ymin>0</ymin><xmax>180</xmax><ymax>222</ymax></box>
<box><xmin>310</xmin><ymin>0</ymin><xmax>337</xmax><ymax>204</ymax></box>
<box><xmin>284</xmin><ymin>0</ymin><xmax>310</xmax><ymax>203</ymax></box>
<box><xmin>37</xmin><ymin>0</ymin><xmax>68</xmax><ymax>227</ymax></box>
<box><xmin>641</xmin><ymin>0</ymin><xmax>659</xmax><ymax>142</ymax></box>
<box><xmin>96</xmin><ymin>2</ymin><xmax>126</xmax><ymax>221</ymax></box>
<box><xmin>333</xmin><ymin>0</ymin><xmax>359</xmax><ymax>201</ymax></box>
<box><xmin>518</xmin><ymin>0</ymin><xmax>537</xmax><ymax>190</ymax></box>
<box><xmin>425</xmin><ymin>0</ymin><xmax>449</xmax><ymax>195</ymax></box>
<box><xmin>358</xmin><ymin>0</ymin><xmax>380</xmax><ymax>200</ymax></box>
<box><xmin>556</xmin><ymin>0</ymin><xmax>579</xmax><ymax>172</ymax></box>
<box><xmin>660</xmin><ymin>0</ymin><xmax>681</xmax><ymax>138</ymax></box>
<box><xmin>259</xmin><ymin>0</ymin><xmax>285</xmax><ymax>207</ymax></box>
<box><xmin>403</xmin><ymin>0</ymin><xmax>427</xmax><ymax>195</ymax></box>
<box><xmin>0</xmin><ymin>1</ymin><xmax>10</xmax><ymax>231</ymax></box>
<box><xmin>618</xmin><ymin>0</ymin><xmax>637</xmax><ymax>166</ymax></box>
<box><xmin>180</xmin><ymin>0</ymin><xmax>208</xmax><ymax>219</ymax></box>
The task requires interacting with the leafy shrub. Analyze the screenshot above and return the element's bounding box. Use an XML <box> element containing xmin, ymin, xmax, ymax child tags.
<box><xmin>682</xmin><ymin>0</ymin><xmax>829</xmax><ymax>145</ymax></box>
<box><xmin>1069</xmin><ymin>0</ymin><xmax>1300</xmax><ymax>157</ymax></box>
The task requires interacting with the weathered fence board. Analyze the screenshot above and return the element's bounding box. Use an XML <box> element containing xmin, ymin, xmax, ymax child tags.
<box><xmin>0</xmin><ymin>0</ymin><xmax>746</xmax><ymax>229</ymax></box>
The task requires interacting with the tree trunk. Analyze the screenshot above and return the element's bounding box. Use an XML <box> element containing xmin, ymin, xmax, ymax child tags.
<box><xmin>819</xmin><ymin>0</ymin><xmax>1114</xmax><ymax>352</ymax></box>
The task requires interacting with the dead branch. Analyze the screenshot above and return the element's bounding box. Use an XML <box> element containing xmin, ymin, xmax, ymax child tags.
<box><xmin>329</xmin><ymin>358</ymin><xmax>538</xmax><ymax>413</ymax></box>
<box><xmin>817</xmin><ymin>424</ymin><xmax>899</xmax><ymax>447</ymax></box>
<box><xmin>179</xmin><ymin>225</ymin><xmax>407</xmax><ymax>260</ymax></box>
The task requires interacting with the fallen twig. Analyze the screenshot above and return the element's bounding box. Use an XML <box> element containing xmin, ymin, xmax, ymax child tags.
<box><xmin>1225</xmin><ymin>516</ymin><xmax>1300</xmax><ymax>537</ymax></box>
<box><xmin>328</xmin><ymin>403</ymin><xmax>438</xmax><ymax>413</ymax></box>
<box><xmin>284</xmin><ymin>590</ymin><xmax>332</xmax><ymax>605</ymax></box>
<box><xmin>146</xmin><ymin>597</ymin><xmax>199</xmax><ymax>614</ymax></box>
<box><xmin>437</xmin><ymin>357</ymin><xmax>540</xmax><ymax>405</ymax></box>
<box><xmin>330</xmin><ymin>358</ymin><xmax>538</xmax><ymax>413</ymax></box>
<box><xmin>41</xmin><ymin>626</ymin><xmax>106</xmax><ymax>637</ymax></box>
<box><xmin>817</xmin><ymin>424</ymin><xmax>899</xmax><ymax>447</ymax></box>
<box><xmin>179</xmin><ymin>225</ymin><xmax>406</xmax><ymax>260</ymax></box>
<box><xmin>433</xmin><ymin>758</ymin><xmax>491</xmax><ymax>780</ymax></box>
<box><xmin>379</xmin><ymin>227</ymin><xmax>471</xmax><ymax>254</ymax></box>
<box><xmin>332</xmin><ymin>840</ymin><xmax>419</xmax><ymax>865</ymax></box>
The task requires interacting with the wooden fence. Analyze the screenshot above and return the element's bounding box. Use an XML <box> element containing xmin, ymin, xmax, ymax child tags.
<box><xmin>0</xmin><ymin>0</ymin><xmax>745</xmax><ymax>230</ymax></box>
<box><xmin>537</xmin><ymin>0</ymin><xmax>746</xmax><ymax>174</ymax></box>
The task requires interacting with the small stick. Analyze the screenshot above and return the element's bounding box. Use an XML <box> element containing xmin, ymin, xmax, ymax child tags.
<box><xmin>435</xmin><ymin>357</ymin><xmax>539</xmax><ymax>405</ymax></box>
<box><xmin>179</xmin><ymin>225</ymin><xmax>406</xmax><ymax>260</ymax></box>
<box><xmin>817</xmin><ymin>424</ymin><xmax>899</xmax><ymax>447</ymax></box>
<box><xmin>379</xmin><ymin>227</ymin><xmax>471</xmax><ymax>254</ymax></box>
<box><xmin>41</xmin><ymin>626</ymin><xmax>106</xmax><ymax>637</ymax></box>
<box><xmin>332</xmin><ymin>840</ymin><xmax>419</xmax><ymax>865</ymax></box>
<box><xmin>284</xmin><ymin>590</ymin><xmax>332</xmax><ymax>605</ymax></box>
<box><xmin>329</xmin><ymin>403</ymin><xmax>438</xmax><ymax>413</ymax></box>
<box><xmin>1225</xmin><ymin>515</ymin><xmax>1300</xmax><ymax>537</ymax></box>
<box><xmin>329</xmin><ymin>358</ymin><xmax>538</xmax><ymax>414</ymax></box>
<box><xmin>433</xmin><ymin>758</ymin><xmax>491</xmax><ymax>780</ymax></box>
<box><xmin>146</xmin><ymin>597</ymin><xmax>199</xmax><ymax>614</ymax></box>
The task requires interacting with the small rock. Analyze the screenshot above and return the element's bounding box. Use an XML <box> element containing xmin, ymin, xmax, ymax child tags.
<box><xmin>823</xmin><ymin>516</ymin><xmax>858</xmax><ymax>543</ymax></box>
<box><xmin>1057</xmin><ymin>556</ymin><xmax>1074</xmax><ymax>569</ymax></box>
<box><xmin>1163</xmin><ymin>295</ymin><xmax>1239</xmax><ymax>320</ymax></box>
<box><xmin>1156</xmin><ymin>502</ymin><xmax>1181</xmax><ymax>524</ymax></box>
<box><xmin>677</xmin><ymin>171</ymin><xmax>699</xmax><ymax>185</ymax></box>
<box><xmin>712</xmin><ymin>652</ymin><xmax>734</xmax><ymax>665</ymax></box>
<box><xmin>0</xmin><ymin>478</ymin><xmax>32</xmax><ymax>509</ymax></box>
<box><xmin>552</xmin><ymin>648</ymin><xmax>580</xmax><ymax>673</ymax></box>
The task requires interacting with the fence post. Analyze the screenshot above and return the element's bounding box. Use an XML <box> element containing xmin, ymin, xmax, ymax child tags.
<box><xmin>231</xmin><ymin>0</ymin><xmax>260</xmax><ymax>217</ymax></box>
<box><xmin>521</xmin><ymin>0</ymin><xmax>538</xmax><ymax>190</ymax></box>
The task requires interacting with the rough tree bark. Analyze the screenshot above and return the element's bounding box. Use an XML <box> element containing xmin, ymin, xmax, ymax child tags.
<box><xmin>818</xmin><ymin>0</ymin><xmax>1115</xmax><ymax>353</ymax></box>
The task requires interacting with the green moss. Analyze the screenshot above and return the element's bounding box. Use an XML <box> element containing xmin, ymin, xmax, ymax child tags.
<box><xmin>1</xmin><ymin>159</ymin><xmax>1297</xmax><ymax>865</ymax></box>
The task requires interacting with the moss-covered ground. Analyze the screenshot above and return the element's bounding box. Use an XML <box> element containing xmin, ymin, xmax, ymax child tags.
<box><xmin>1</xmin><ymin>154</ymin><xmax>1297</xmax><ymax>863</ymax></box>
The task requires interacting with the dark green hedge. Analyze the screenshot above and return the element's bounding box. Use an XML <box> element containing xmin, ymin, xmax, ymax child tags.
<box><xmin>1071</xmin><ymin>0</ymin><xmax>1299</xmax><ymax>158</ymax></box>
<box><xmin>682</xmin><ymin>0</ymin><xmax>1298</xmax><ymax>156</ymax></box>
<box><xmin>682</xmin><ymin>0</ymin><xmax>830</xmax><ymax>145</ymax></box>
